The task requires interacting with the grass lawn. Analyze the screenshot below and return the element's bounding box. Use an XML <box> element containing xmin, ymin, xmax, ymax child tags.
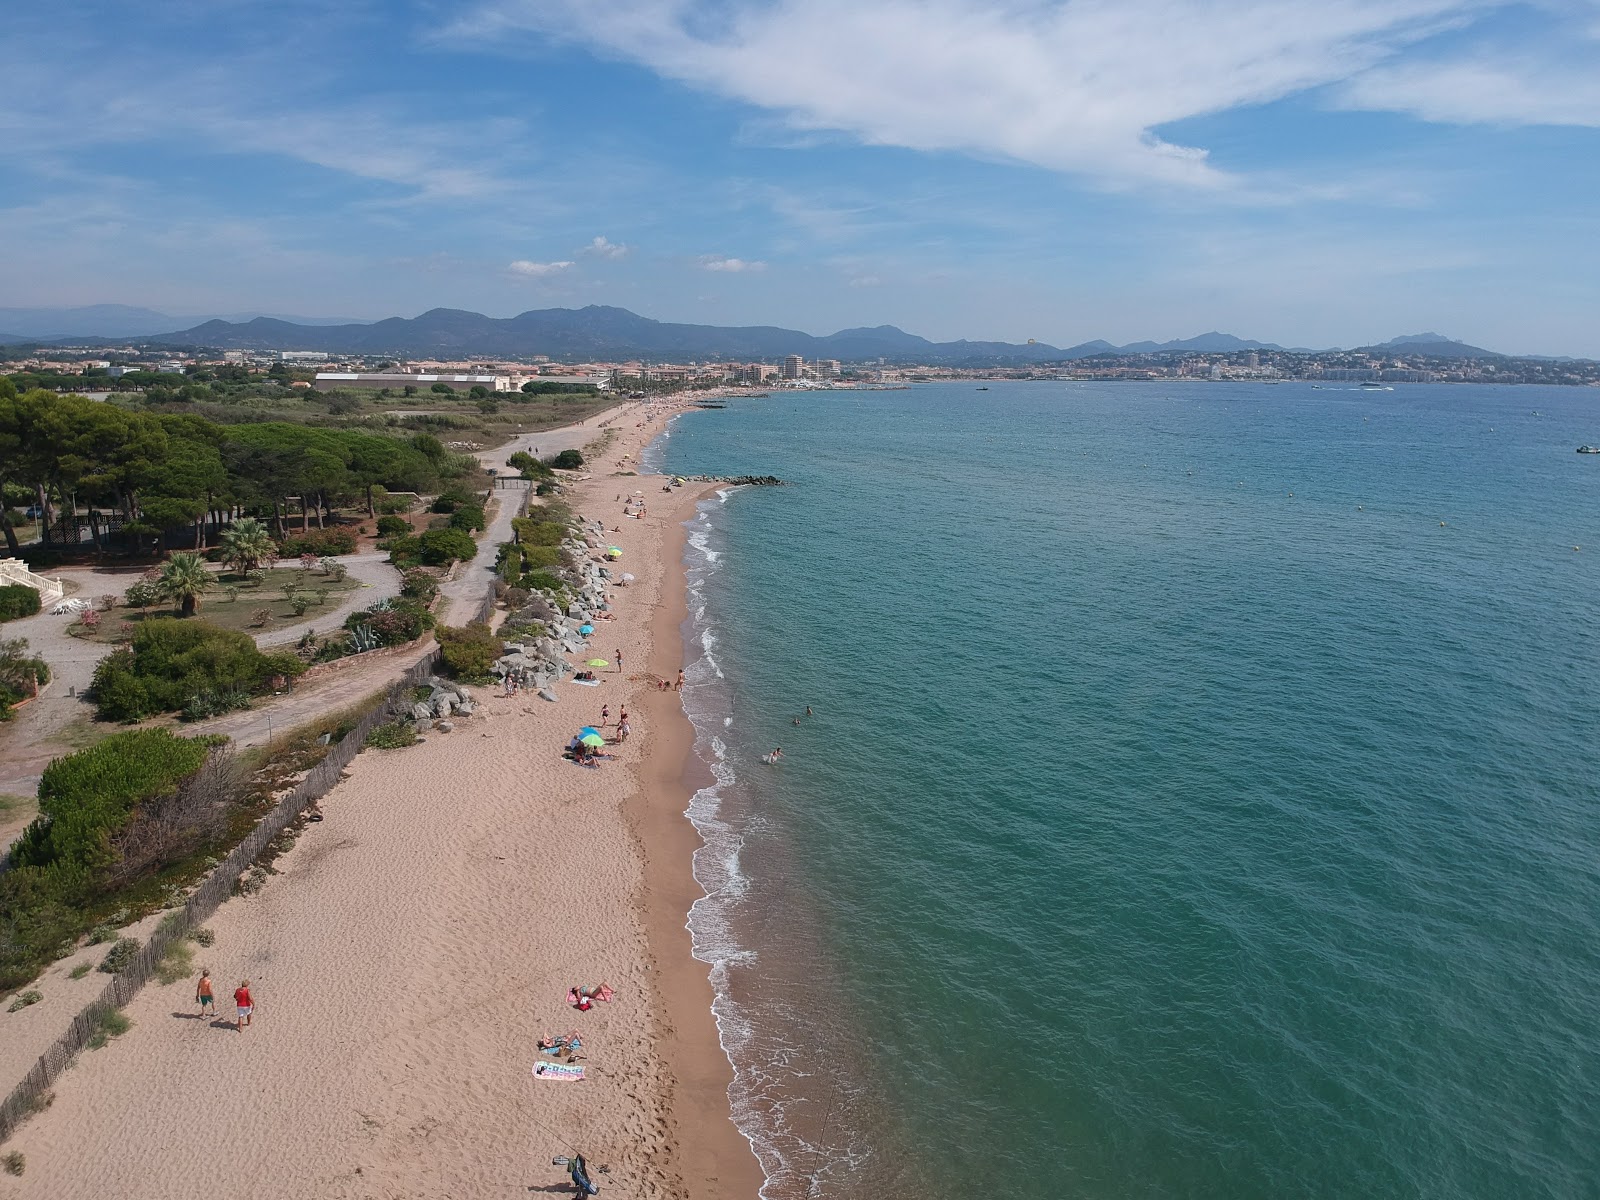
<box><xmin>70</xmin><ymin>567</ymin><xmax>363</xmax><ymax>642</ymax></box>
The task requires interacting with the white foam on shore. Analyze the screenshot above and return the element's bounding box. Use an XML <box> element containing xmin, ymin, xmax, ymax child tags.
<box><xmin>679</xmin><ymin>493</ymin><xmax>797</xmax><ymax>1198</ymax></box>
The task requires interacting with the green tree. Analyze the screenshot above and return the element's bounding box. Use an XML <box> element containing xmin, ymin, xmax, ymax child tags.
<box><xmin>157</xmin><ymin>552</ymin><xmax>212</xmax><ymax>617</ymax></box>
<box><xmin>219</xmin><ymin>517</ymin><xmax>275</xmax><ymax>578</ymax></box>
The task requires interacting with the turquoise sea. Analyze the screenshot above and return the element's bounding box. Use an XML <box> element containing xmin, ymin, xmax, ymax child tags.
<box><xmin>646</xmin><ymin>382</ymin><xmax>1600</xmax><ymax>1200</ymax></box>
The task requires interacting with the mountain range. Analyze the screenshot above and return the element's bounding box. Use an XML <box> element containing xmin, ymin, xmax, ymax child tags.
<box><xmin>0</xmin><ymin>305</ymin><xmax>1518</xmax><ymax>363</ymax></box>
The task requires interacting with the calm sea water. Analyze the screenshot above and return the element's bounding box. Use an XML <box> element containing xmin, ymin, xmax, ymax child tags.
<box><xmin>648</xmin><ymin>382</ymin><xmax>1600</xmax><ymax>1200</ymax></box>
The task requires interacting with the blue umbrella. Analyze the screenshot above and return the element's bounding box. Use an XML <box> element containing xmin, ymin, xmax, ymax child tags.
<box><xmin>579</xmin><ymin>727</ymin><xmax>602</xmax><ymax>739</ymax></box>
<box><xmin>579</xmin><ymin>624</ymin><xmax>594</xmax><ymax>635</ymax></box>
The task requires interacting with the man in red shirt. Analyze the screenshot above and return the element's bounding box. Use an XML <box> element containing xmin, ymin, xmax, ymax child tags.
<box><xmin>234</xmin><ymin>980</ymin><xmax>253</xmax><ymax>1031</ymax></box>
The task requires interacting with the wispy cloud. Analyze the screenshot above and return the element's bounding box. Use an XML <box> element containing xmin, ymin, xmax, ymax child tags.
<box><xmin>508</xmin><ymin>259</ymin><xmax>575</xmax><ymax>276</ymax></box>
<box><xmin>582</xmin><ymin>235</ymin><xmax>631</xmax><ymax>259</ymax></box>
<box><xmin>1339</xmin><ymin>56</ymin><xmax>1600</xmax><ymax>127</ymax></box>
<box><xmin>453</xmin><ymin>0</ymin><xmax>1488</xmax><ymax>188</ymax></box>
<box><xmin>700</xmin><ymin>255</ymin><xmax>765</xmax><ymax>272</ymax></box>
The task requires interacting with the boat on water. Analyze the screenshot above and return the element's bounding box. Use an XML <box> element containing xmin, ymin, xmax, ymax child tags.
<box><xmin>1577</xmin><ymin>445</ymin><xmax>1600</xmax><ymax>454</ymax></box>
<box><xmin>1361</xmin><ymin>382</ymin><xmax>1394</xmax><ymax>391</ymax></box>
<box><xmin>976</xmin><ymin>386</ymin><xmax>989</xmax><ymax>391</ymax></box>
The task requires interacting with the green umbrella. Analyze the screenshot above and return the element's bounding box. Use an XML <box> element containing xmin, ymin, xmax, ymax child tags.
<box><xmin>579</xmin><ymin>733</ymin><xmax>605</xmax><ymax>748</ymax></box>
<box><xmin>586</xmin><ymin>658</ymin><xmax>610</xmax><ymax>667</ymax></box>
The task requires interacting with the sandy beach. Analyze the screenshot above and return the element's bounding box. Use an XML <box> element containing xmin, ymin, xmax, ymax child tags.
<box><xmin>0</xmin><ymin>398</ymin><xmax>765</xmax><ymax>1198</ymax></box>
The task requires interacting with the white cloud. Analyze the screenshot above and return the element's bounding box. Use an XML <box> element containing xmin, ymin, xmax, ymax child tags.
<box><xmin>848</xmin><ymin>275</ymin><xmax>882</xmax><ymax>288</ymax></box>
<box><xmin>508</xmin><ymin>259</ymin><xmax>575</xmax><ymax>276</ymax></box>
<box><xmin>1339</xmin><ymin>55</ymin><xmax>1600</xmax><ymax>127</ymax></box>
<box><xmin>583</xmin><ymin>235</ymin><xmax>630</xmax><ymax>258</ymax></box>
<box><xmin>456</xmin><ymin>0</ymin><xmax>1482</xmax><ymax>187</ymax></box>
<box><xmin>700</xmin><ymin>256</ymin><xmax>766</xmax><ymax>272</ymax></box>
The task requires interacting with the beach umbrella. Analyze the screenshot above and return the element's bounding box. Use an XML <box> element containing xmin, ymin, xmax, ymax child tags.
<box><xmin>586</xmin><ymin>658</ymin><xmax>610</xmax><ymax>667</ymax></box>
<box><xmin>579</xmin><ymin>727</ymin><xmax>602</xmax><ymax>738</ymax></box>
<box><xmin>580</xmin><ymin>733</ymin><xmax>605</xmax><ymax>748</ymax></box>
<box><xmin>606</xmin><ymin>546</ymin><xmax>622</xmax><ymax>556</ymax></box>
<box><xmin>579</xmin><ymin>623</ymin><xmax>594</xmax><ymax>635</ymax></box>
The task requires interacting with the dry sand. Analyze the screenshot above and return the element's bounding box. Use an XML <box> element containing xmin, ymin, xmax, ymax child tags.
<box><xmin>2</xmin><ymin>400</ymin><xmax>765</xmax><ymax>1198</ymax></box>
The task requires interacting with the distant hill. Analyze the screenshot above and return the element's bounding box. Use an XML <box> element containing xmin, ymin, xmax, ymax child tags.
<box><xmin>1119</xmin><ymin>331</ymin><xmax>1292</xmax><ymax>354</ymax></box>
<box><xmin>0</xmin><ymin>304</ymin><xmax>1533</xmax><ymax>361</ymax></box>
<box><xmin>0</xmin><ymin>305</ymin><xmax>370</xmax><ymax>340</ymax></box>
<box><xmin>145</xmin><ymin>306</ymin><xmax>1079</xmax><ymax>364</ymax></box>
<box><xmin>1364</xmin><ymin>333</ymin><xmax>1500</xmax><ymax>358</ymax></box>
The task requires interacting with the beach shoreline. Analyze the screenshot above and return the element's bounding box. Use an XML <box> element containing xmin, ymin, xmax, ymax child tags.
<box><xmin>0</xmin><ymin>397</ymin><xmax>766</xmax><ymax>1198</ymax></box>
<box><xmin>629</xmin><ymin>491</ymin><xmax>766</xmax><ymax>1200</ymax></box>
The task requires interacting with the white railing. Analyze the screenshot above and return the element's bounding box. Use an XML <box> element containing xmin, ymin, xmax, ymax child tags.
<box><xmin>0</xmin><ymin>559</ymin><xmax>64</xmax><ymax>605</ymax></box>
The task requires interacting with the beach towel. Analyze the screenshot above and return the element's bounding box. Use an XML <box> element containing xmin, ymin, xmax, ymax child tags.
<box><xmin>572</xmin><ymin>678</ymin><xmax>602</xmax><ymax>687</ymax></box>
<box><xmin>532</xmin><ymin>1062</ymin><xmax>585</xmax><ymax>1082</ymax></box>
<box><xmin>568</xmin><ymin>985</ymin><xmax>615</xmax><ymax>1008</ymax></box>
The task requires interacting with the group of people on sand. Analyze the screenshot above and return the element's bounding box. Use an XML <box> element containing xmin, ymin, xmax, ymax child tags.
<box><xmin>194</xmin><ymin>970</ymin><xmax>252</xmax><ymax>1031</ymax></box>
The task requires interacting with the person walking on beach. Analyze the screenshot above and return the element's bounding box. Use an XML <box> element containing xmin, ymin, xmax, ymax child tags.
<box><xmin>615</xmin><ymin>649</ymin><xmax>623</xmax><ymax>674</ymax></box>
<box><xmin>195</xmin><ymin>969</ymin><xmax>215</xmax><ymax>1018</ymax></box>
<box><xmin>234</xmin><ymin>980</ymin><xmax>253</xmax><ymax>1031</ymax></box>
<box><xmin>675</xmin><ymin>669</ymin><xmax>684</xmax><ymax>691</ymax></box>
<box><xmin>600</xmin><ymin>703</ymin><xmax>609</xmax><ymax>726</ymax></box>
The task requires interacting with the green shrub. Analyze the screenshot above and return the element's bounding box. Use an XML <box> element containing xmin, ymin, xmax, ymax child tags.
<box><xmin>68</xmin><ymin>962</ymin><xmax>91</xmax><ymax>979</ymax></box>
<box><xmin>377</xmin><ymin>494</ymin><xmax>413</xmax><ymax>515</ymax></box>
<box><xmin>190</xmin><ymin>926</ymin><xmax>215</xmax><ymax>948</ymax></box>
<box><xmin>535</xmin><ymin>481</ymin><xmax>557</xmax><ymax>496</ymax></box>
<box><xmin>365</xmin><ymin>720</ymin><xmax>418</xmax><ymax>749</ymax></box>
<box><xmin>383</xmin><ymin>534</ymin><xmax>421</xmax><ymax>567</ymax></box>
<box><xmin>510</xmin><ymin>516</ymin><xmax>565</xmax><ymax>546</ymax></box>
<box><xmin>0</xmin><ymin>636</ymin><xmax>49</xmax><ymax>719</ymax></box>
<box><xmin>520</xmin><ymin>570</ymin><xmax>565</xmax><ymax>594</ymax></box>
<box><xmin>275</xmin><ymin>528</ymin><xmax>356</xmax><ymax>557</ymax></box>
<box><xmin>89</xmin><ymin>619</ymin><xmax>306</xmax><ymax>721</ymax></box>
<box><xmin>418</xmin><ymin>528</ymin><xmax>477</xmax><ymax>566</ymax></box>
<box><xmin>7</xmin><ymin>989</ymin><xmax>42</xmax><ymax>1012</ymax></box>
<box><xmin>86</xmin><ymin>922</ymin><xmax>119</xmax><ymax>945</ymax></box>
<box><xmin>0</xmin><ymin>583</ymin><xmax>42</xmax><ymax>621</ymax></box>
<box><xmin>181</xmin><ymin>688</ymin><xmax>252</xmax><ymax>721</ymax></box>
<box><xmin>86</xmin><ymin>1007</ymin><xmax>132</xmax><ymax>1048</ymax></box>
<box><xmin>400</xmin><ymin>569</ymin><xmax>438</xmax><ymax>603</ymax></box>
<box><xmin>3</xmin><ymin>1150</ymin><xmax>23</xmax><ymax>1176</ymax></box>
<box><xmin>507</xmin><ymin>450</ymin><xmax>553</xmax><ymax>479</ymax></box>
<box><xmin>154</xmin><ymin>937</ymin><xmax>194</xmax><ymax>985</ymax></box>
<box><xmin>98</xmin><ymin>937</ymin><xmax>141</xmax><ymax>974</ymax></box>
<box><xmin>13</xmin><ymin>730</ymin><xmax>211</xmax><ymax>877</ymax></box>
<box><xmin>552</xmin><ymin>449</ymin><xmax>583</xmax><ymax>469</ymax></box>
<box><xmin>375</xmin><ymin>515</ymin><xmax>409</xmax><ymax>538</ymax></box>
<box><xmin>429</xmin><ymin>486</ymin><xmax>473</xmax><ymax>514</ymax></box>
<box><xmin>518</xmin><ymin>544</ymin><xmax>562</xmax><ymax>570</ymax></box>
<box><xmin>345</xmin><ymin>598</ymin><xmax>432</xmax><ymax>647</ymax></box>
<box><xmin>448</xmin><ymin>503</ymin><xmax>486</xmax><ymax>533</ymax></box>
<box><xmin>437</xmin><ymin>623</ymin><xmax>504</xmax><ymax>681</ymax></box>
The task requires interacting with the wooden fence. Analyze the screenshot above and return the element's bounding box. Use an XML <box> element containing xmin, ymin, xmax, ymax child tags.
<box><xmin>0</xmin><ymin>647</ymin><xmax>442</xmax><ymax>1144</ymax></box>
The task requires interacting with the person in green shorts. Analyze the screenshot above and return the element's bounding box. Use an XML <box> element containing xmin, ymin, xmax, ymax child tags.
<box><xmin>196</xmin><ymin>969</ymin><xmax>215</xmax><ymax>1018</ymax></box>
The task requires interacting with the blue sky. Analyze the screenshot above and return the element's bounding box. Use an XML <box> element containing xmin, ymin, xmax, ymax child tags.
<box><xmin>3</xmin><ymin>0</ymin><xmax>1599</xmax><ymax>354</ymax></box>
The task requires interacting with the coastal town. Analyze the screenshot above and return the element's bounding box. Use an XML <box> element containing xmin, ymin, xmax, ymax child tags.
<box><xmin>4</xmin><ymin>337</ymin><xmax>1599</xmax><ymax>396</ymax></box>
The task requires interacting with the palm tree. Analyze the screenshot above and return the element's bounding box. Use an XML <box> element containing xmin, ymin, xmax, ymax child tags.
<box><xmin>157</xmin><ymin>552</ymin><xmax>212</xmax><ymax>618</ymax></box>
<box><xmin>219</xmin><ymin>517</ymin><xmax>276</xmax><ymax>579</ymax></box>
